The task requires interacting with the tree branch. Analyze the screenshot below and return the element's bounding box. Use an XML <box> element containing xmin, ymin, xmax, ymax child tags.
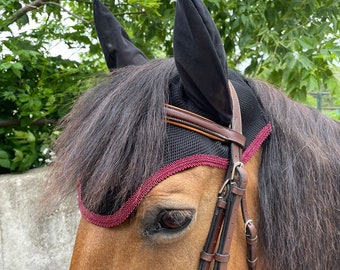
<box><xmin>2</xmin><ymin>0</ymin><xmax>90</xmax><ymax>29</ymax></box>
<box><xmin>44</xmin><ymin>1</ymin><xmax>91</xmax><ymax>24</ymax></box>
<box><xmin>5</xmin><ymin>0</ymin><xmax>48</xmax><ymax>27</ymax></box>
<box><xmin>2</xmin><ymin>0</ymin><xmax>147</xmax><ymax>30</ymax></box>
<box><xmin>0</xmin><ymin>119</ymin><xmax>58</xmax><ymax>127</ymax></box>
<box><xmin>113</xmin><ymin>11</ymin><xmax>147</xmax><ymax>17</ymax></box>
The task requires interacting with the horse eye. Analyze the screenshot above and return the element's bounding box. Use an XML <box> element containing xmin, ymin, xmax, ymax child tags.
<box><xmin>143</xmin><ymin>209</ymin><xmax>194</xmax><ymax>236</ymax></box>
<box><xmin>159</xmin><ymin>210</ymin><xmax>192</xmax><ymax>230</ymax></box>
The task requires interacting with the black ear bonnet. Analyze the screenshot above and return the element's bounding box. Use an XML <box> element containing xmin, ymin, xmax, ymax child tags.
<box><xmin>78</xmin><ymin>0</ymin><xmax>271</xmax><ymax>227</ymax></box>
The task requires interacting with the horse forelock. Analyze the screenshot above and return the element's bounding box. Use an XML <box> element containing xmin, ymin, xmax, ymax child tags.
<box><xmin>250</xmin><ymin>79</ymin><xmax>340</xmax><ymax>269</ymax></box>
<box><xmin>48</xmin><ymin>59</ymin><xmax>176</xmax><ymax>214</ymax></box>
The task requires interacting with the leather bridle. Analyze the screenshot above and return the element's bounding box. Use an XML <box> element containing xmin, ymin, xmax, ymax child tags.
<box><xmin>165</xmin><ymin>81</ymin><xmax>258</xmax><ymax>270</ymax></box>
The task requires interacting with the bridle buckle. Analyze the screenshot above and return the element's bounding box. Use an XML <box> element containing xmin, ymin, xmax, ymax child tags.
<box><xmin>218</xmin><ymin>161</ymin><xmax>244</xmax><ymax>195</ymax></box>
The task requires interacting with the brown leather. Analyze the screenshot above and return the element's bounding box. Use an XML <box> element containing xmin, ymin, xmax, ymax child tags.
<box><xmin>217</xmin><ymin>166</ymin><xmax>248</xmax><ymax>270</ymax></box>
<box><xmin>196</xmin><ymin>81</ymin><xmax>251</xmax><ymax>270</ymax></box>
<box><xmin>214</xmin><ymin>253</ymin><xmax>230</xmax><ymax>263</ymax></box>
<box><xmin>214</xmin><ymin>82</ymin><xmax>258</xmax><ymax>270</ymax></box>
<box><xmin>200</xmin><ymin>251</ymin><xmax>214</xmax><ymax>262</ymax></box>
<box><xmin>199</xmin><ymin>196</ymin><xmax>228</xmax><ymax>270</ymax></box>
<box><xmin>241</xmin><ymin>195</ymin><xmax>258</xmax><ymax>269</ymax></box>
<box><xmin>228</xmin><ymin>81</ymin><xmax>243</xmax><ymax>163</ymax></box>
<box><xmin>165</xmin><ymin>104</ymin><xmax>246</xmax><ymax>147</ymax></box>
<box><xmin>205</xmin><ymin>81</ymin><xmax>245</xmax><ymax>270</ymax></box>
<box><xmin>230</xmin><ymin>185</ymin><xmax>246</xmax><ymax>196</ymax></box>
<box><xmin>165</xmin><ymin>81</ymin><xmax>258</xmax><ymax>270</ymax></box>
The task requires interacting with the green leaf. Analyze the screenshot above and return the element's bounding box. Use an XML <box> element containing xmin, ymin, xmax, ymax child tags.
<box><xmin>297</xmin><ymin>55</ymin><xmax>314</xmax><ymax>70</ymax></box>
<box><xmin>0</xmin><ymin>62</ymin><xmax>12</xmax><ymax>71</ymax></box>
<box><xmin>306</xmin><ymin>75</ymin><xmax>319</xmax><ymax>92</ymax></box>
<box><xmin>298</xmin><ymin>37</ymin><xmax>317</xmax><ymax>50</ymax></box>
<box><xmin>0</xmin><ymin>150</ymin><xmax>9</xmax><ymax>159</ymax></box>
<box><xmin>12</xmin><ymin>130</ymin><xmax>36</xmax><ymax>143</ymax></box>
<box><xmin>11</xmin><ymin>64</ymin><xmax>23</xmax><ymax>78</ymax></box>
<box><xmin>17</xmin><ymin>14</ymin><xmax>29</xmax><ymax>27</ymax></box>
<box><xmin>2</xmin><ymin>91</ymin><xmax>17</xmax><ymax>101</ymax></box>
<box><xmin>0</xmin><ymin>149</ymin><xmax>11</xmax><ymax>169</ymax></box>
<box><xmin>13</xmin><ymin>149</ymin><xmax>24</xmax><ymax>162</ymax></box>
<box><xmin>326</xmin><ymin>77</ymin><xmax>340</xmax><ymax>96</ymax></box>
<box><xmin>0</xmin><ymin>159</ymin><xmax>11</xmax><ymax>169</ymax></box>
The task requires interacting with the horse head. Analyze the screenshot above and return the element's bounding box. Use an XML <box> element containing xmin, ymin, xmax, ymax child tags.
<box><xmin>49</xmin><ymin>0</ymin><xmax>340</xmax><ymax>269</ymax></box>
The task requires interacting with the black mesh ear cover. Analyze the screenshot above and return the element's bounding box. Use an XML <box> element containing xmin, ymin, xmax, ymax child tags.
<box><xmin>85</xmin><ymin>0</ymin><xmax>271</xmax><ymax>220</ymax></box>
<box><xmin>168</xmin><ymin>73</ymin><xmax>270</xmax><ymax>151</ymax></box>
<box><xmin>173</xmin><ymin>0</ymin><xmax>232</xmax><ymax>126</ymax></box>
<box><xmin>93</xmin><ymin>0</ymin><xmax>148</xmax><ymax>69</ymax></box>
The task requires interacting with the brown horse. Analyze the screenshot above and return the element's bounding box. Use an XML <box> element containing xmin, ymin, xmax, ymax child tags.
<box><xmin>48</xmin><ymin>0</ymin><xmax>339</xmax><ymax>269</ymax></box>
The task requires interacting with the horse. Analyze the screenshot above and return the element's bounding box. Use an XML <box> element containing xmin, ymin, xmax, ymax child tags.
<box><xmin>47</xmin><ymin>0</ymin><xmax>339</xmax><ymax>269</ymax></box>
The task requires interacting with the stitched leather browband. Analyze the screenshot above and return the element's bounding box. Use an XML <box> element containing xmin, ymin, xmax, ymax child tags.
<box><xmin>165</xmin><ymin>104</ymin><xmax>246</xmax><ymax>147</ymax></box>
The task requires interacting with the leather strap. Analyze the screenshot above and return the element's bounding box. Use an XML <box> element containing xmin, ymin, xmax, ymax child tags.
<box><xmin>165</xmin><ymin>104</ymin><xmax>246</xmax><ymax>147</ymax></box>
<box><xmin>241</xmin><ymin>195</ymin><xmax>258</xmax><ymax>269</ymax></box>
<box><xmin>210</xmin><ymin>81</ymin><xmax>247</xmax><ymax>270</ymax></box>
<box><xmin>165</xmin><ymin>81</ymin><xmax>258</xmax><ymax>270</ymax></box>
<box><xmin>214</xmin><ymin>82</ymin><xmax>257</xmax><ymax>270</ymax></box>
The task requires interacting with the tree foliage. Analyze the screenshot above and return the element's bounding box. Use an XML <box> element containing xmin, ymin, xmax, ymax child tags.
<box><xmin>0</xmin><ymin>0</ymin><xmax>339</xmax><ymax>172</ymax></box>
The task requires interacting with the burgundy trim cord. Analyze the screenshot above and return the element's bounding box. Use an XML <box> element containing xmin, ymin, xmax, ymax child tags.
<box><xmin>78</xmin><ymin>154</ymin><xmax>228</xmax><ymax>227</ymax></box>
<box><xmin>78</xmin><ymin>122</ymin><xmax>271</xmax><ymax>227</ymax></box>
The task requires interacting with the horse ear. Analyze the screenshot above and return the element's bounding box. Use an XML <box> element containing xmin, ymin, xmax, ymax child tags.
<box><xmin>174</xmin><ymin>0</ymin><xmax>232</xmax><ymax>125</ymax></box>
<box><xmin>93</xmin><ymin>0</ymin><xmax>148</xmax><ymax>70</ymax></box>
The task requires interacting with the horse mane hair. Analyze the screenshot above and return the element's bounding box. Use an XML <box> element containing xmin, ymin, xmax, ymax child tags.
<box><xmin>47</xmin><ymin>57</ymin><xmax>339</xmax><ymax>268</ymax></box>
<box><xmin>47</xmin><ymin>59</ymin><xmax>175</xmax><ymax>213</ymax></box>
<box><xmin>249</xmin><ymin>79</ymin><xmax>340</xmax><ymax>269</ymax></box>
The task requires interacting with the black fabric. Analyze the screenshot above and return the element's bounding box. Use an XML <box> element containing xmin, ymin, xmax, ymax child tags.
<box><xmin>174</xmin><ymin>0</ymin><xmax>232</xmax><ymax>126</ymax></box>
<box><xmin>229</xmin><ymin>71</ymin><xmax>268</xmax><ymax>147</ymax></box>
<box><xmin>93</xmin><ymin>0</ymin><xmax>148</xmax><ymax>69</ymax></box>
<box><xmin>168</xmin><ymin>72</ymin><xmax>268</xmax><ymax>149</ymax></box>
<box><xmin>164</xmin><ymin>124</ymin><xmax>229</xmax><ymax>166</ymax></box>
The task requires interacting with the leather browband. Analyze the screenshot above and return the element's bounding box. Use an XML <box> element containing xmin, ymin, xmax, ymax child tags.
<box><xmin>165</xmin><ymin>104</ymin><xmax>246</xmax><ymax>148</ymax></box>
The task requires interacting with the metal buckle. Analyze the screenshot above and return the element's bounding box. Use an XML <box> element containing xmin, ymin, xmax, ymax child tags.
<box><xmin>244</xmin><ymin>219</ymin><xmax>253</xmax><ymax>234</ymax></box>
<box><xmin>218</xmin><ymin>161</ymin><xmax>244</xmax><ymax>195</ymax></box>
<box><xmin>230</xmin><ymin>161</ymin><xmax>244</xmax><ymax>180</ymax></box>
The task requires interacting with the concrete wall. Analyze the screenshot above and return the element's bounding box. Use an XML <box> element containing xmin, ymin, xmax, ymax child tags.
<box><xmin>0</xmin><ymin>168</ymin><xmax>80</xmax><ymax>270</ymax></box>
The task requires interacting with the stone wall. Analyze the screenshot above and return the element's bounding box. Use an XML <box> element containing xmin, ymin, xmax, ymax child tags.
<box><xmin>0</xmin><ymin>168</ymin><xmax>80</xmax><ymax>270</ymax></box>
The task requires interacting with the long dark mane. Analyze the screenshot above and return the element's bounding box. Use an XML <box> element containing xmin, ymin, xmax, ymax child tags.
<box><xmin>249</xmin><ymin>79</ymin><xmax>340</xmax><ymax>269</ymax></box>
<box><xmin>48</xmin><ymin>57</ymin><xmax>339</xmax><ymax>268</ymax></box>
<box><xmin>48</xmin><ymin>59</ymin><xmax>175</xmax><ymax>213</ymax></box>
